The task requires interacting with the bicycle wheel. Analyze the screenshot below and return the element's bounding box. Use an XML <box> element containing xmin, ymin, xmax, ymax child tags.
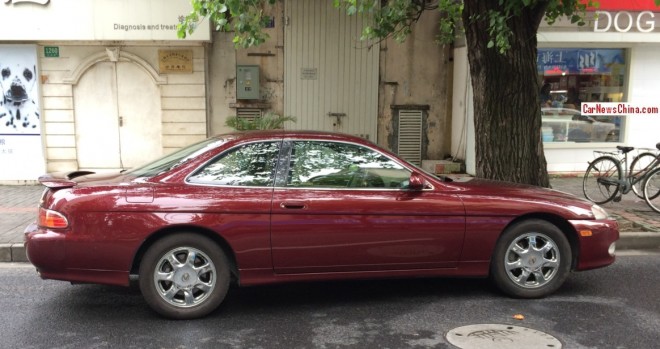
<box><xmin>630</xmin><ymin>152</ymin><xmax>658</xmax><ymax>198</ymax></box>
<box><xmin>643</xmin><ymin>167</ymin><xmax>660</xmax><ymax>213</ymax></box>
<box><xmin>583</xmin><ymin>156</ymin><xmax>622</xmax><ymax>204</ymax></box>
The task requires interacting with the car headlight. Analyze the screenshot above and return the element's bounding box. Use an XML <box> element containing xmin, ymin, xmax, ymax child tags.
<box><xmin>591</xmin><ymin>205</ymin><xmax>610</xmax><ymax>220</ymax></box>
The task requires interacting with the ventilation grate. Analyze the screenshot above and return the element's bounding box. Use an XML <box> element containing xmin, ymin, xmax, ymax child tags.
<box><xmin>236</xmin><ymin>108</ymin><xmax>262</xmax><ymax>121</ymax></box>
<box><xmin>398</xmin><ymin>110</ymin><xmax>423</xmax><ymax>166</ymax></box>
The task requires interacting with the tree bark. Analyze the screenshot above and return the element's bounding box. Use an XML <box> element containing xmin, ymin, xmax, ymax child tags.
<box><xmin>462</xmin><ymin>1</ymin><xmax>550</xmax><ymax>187</ymax></box>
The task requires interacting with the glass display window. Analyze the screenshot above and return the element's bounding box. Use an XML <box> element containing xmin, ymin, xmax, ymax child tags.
<box><xmin>538</xmin><ymin>48</ymin><xmax>626</xmax><ymax>143</ymax></box>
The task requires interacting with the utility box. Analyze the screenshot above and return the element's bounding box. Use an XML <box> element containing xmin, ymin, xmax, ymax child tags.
<box><xmin>236</xmin><ymin>65</ymin><xmax>260</xmax><ymax>100</ymax></box>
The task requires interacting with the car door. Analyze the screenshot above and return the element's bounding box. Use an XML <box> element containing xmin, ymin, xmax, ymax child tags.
<box><xmin>183</xmin><ymin>140</ymin><xmax>282</xmax><ymax>271</ymax></box>
<box><xmin>270</xmin><ymin>140</ymin><xmax>466</xmax><ymax>274</ymax></box>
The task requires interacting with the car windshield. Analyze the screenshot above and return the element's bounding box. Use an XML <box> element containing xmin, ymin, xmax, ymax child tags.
<box><xmin>125</xmin><ymin>137</ymin><xmax>228</xmax><ymax>178</ymax></box>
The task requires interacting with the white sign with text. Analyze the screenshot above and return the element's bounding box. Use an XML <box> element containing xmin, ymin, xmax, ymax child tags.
<box><xmin>0</xmin><ymin>0</ymin><xmax>210</xmax><ymax>41</ymax></box>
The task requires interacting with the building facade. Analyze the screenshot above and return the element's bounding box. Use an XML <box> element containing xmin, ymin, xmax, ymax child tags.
<box><xmin>208</xmin><ymin>0</ymin><xmax>453</xmax><ymax>166</ymax></box>
<box><xmin>1</xmin><ymin>0</ymin><xmax>454</xmax><ymax>184</ymax></box>
<box><xmin>0</xmin><ymin>0</ymin><xmax>210</xmax><ymax>183</ymax></box>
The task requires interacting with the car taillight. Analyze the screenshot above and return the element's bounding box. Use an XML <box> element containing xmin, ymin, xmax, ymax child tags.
<box><xmin>38</xmin><ymin>207</ymin><xmax>69</xmax><ymax>229</ymax></box>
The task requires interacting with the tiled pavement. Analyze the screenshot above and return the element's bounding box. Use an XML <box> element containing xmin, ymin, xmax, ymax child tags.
<box><xmin>1</xmin><ymin>178</ymin><xmax>658</xmax><ymax>262</ymax></box>
<box><xmin>550</xmin><ymin>177</ymin><xmax>660</xmax><ymax>233</ymax></box>
<box><xmin>0</xmin><ymin>185</ymin><xmax>42</xmax><ymax>244</ymax></box>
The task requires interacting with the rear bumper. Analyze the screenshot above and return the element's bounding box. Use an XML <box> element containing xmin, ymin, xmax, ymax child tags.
<box><xmin>24</xmin><ymin>222</ymin><xmax>130</xmax><ymax>286</ymax></box>
<box><xmin>24</xmin><ymin>222</ymin><xmax>66</xmax><ymax>272</ymax></box>
<box><xmin>570</xmin><ymin>219</ymin><xmax>619</xmax><ymax>271</ymax></box>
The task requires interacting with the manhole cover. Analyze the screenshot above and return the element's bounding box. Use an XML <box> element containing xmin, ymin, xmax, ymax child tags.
<box><xmin>446</xmin><ymin>324</ymin><xmax>562</xmax><ymax>349</ymax></box>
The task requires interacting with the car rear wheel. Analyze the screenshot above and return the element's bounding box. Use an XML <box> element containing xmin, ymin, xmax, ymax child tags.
<box><xmin>490</xmin><ymin>220</ymin><xmax>571</xmax><ymax>298</ymax></box>
<box><xmin>139</xmin><ymin>234</ymin><xmax>230</xmax><ymax>319</ymax></box>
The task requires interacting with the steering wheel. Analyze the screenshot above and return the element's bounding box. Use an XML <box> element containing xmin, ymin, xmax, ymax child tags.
<box><xmin>348</xmin><ymin>169</ymin><xmax>385</xmax><ymax>188</ymax></box>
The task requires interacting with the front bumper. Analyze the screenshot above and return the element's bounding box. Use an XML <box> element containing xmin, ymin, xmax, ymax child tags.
<box><xmin>570</xmin><ymin>219</ymin><xmax>619</xmax><ymax>271</ymax></box>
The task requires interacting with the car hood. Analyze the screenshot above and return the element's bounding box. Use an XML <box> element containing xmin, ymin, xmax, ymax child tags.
<box><xmin>448</xmin><ymin>178</ymin><xmax>596</xmax><ymax>219</ymax></box>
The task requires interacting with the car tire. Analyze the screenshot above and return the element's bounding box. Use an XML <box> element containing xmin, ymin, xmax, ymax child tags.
<box><xmin>490</xmin><ymin>219</ymin><xmax>571</xmax><ymax>298</ymax></box>
<box><xmin>139</xmin><ymin>233</ymin><xmax>230</xmax><ymax>319</ymax></box>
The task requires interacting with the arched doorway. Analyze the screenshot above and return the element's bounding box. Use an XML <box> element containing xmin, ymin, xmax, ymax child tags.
<box><xmin>74</xmin><ymin>61</ymin><xmax>162</xmax><ymax>171</ymax></box>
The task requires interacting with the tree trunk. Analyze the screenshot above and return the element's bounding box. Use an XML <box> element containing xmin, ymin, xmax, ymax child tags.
<box><xmin>462</xmin><ymin>1</ymin><xmax>550</xmax><ymax>187</ymax></box>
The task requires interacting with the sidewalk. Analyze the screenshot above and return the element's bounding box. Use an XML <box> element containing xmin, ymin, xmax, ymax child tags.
<box><xmin>1</xmin><ymin>178</ymin><xmax>658</xmax><ymax>262</ymax></box>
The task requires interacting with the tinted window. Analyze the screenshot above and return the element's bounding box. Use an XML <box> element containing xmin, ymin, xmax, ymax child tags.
<box><xmin>188</xmin><ymin>142</ymin><xmax>280</xmax><ymax>186</ymax></box>
<box><xmin>287</xmin><ymin>141</ymin><xmax>409</xmax><ymax>189</ymax></box>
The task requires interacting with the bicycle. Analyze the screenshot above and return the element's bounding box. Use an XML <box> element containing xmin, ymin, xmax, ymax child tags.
<box><xmin>582</xmin><ymin>143</ymin><xmax>660</xmax><ymax>206</ymax></box>
<box><xmin>642</xmin><ymin>157</ymin><xmax>660</xmax><ymax>213</ymax></box>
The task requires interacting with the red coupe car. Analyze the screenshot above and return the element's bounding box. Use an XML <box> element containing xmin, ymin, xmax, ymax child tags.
<box><xmin>25</xmin><ymin>131</ymin><xmax>618</xmax><ymax>319</ymax></box>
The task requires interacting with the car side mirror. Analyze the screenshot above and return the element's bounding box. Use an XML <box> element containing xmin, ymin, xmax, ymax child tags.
<box><xmin>408</xmin><ymin>172</ymin><xmax>425</xmax><ymax>191</ymax></box>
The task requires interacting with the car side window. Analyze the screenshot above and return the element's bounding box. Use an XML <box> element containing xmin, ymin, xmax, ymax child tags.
<box><xmin>287</xmin><ymin>141</ymin><xmax>410</xmax><ymax>189</ymax></box>
<box><xmin>188</xmin><ymin>141</ymin><xmax>280</xmax><ymax>187</ymax></box>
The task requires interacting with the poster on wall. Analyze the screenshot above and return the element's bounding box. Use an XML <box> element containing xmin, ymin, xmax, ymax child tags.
<box><xmin>0</xmin><ymin>44</ymin><xmax>45</xmax><ymax>181</ymax></box>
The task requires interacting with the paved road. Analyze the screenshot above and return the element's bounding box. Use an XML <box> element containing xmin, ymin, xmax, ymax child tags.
<box><xmin>1</xmin><ymin>251</ymin><xmax>658</xmax><ymax>349</ymax></box>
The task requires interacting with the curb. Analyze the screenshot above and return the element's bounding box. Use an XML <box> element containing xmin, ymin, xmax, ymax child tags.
<box><xmin>2</xmin><ymin>232</ymin><xmax>659</xmax><ymax>263</ymax></box>
<box><xmin>615</xmin><ymin>232</ymin><xmax>660</xmax><ymax>251</ymax></box>
<box><xmin>0</xmin><ymin>243</ymin><xmax>28</xmax><ymax>263</ymax></box>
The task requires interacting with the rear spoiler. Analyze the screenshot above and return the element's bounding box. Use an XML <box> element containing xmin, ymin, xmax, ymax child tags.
<box><xmin>38</xmin><ymin>171</ymin><xmax>95</xmax><ymax>189</ymax></box>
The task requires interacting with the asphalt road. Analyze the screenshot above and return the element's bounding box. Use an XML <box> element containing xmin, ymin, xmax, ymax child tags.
<box><xmin>1</xmin><ymin>251</ymin><xmax>658</xmax><ymax>349</ymax></box>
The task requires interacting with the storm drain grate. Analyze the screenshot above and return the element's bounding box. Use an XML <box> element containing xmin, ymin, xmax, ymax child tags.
<box><xmin>446</xmin><ymin>324</ymin><xmax>562</xmax><ymax>349</ymax></box>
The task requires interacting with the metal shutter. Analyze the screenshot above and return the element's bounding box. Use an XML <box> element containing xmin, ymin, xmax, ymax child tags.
<box><xmin>398</xmin><ymin>110</ymin><xmax>423</xmax><ymax>165</ymax></box>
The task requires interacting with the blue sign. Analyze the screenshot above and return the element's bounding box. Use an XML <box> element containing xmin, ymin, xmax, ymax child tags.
<box><xmin>537</xmin><ymin>49</ymin><xmax>625</xmax><ymax>74</ymax></box>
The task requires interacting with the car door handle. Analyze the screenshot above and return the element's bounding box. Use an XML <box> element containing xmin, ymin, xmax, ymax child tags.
<box><xmin>280</xmin><ymin>201</ymin><xmax>307</xmax><ymax>209</ymax></box>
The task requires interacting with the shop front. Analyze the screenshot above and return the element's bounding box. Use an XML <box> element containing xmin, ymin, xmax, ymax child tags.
<box><xmin>0</xmin><ymin>0</ymin><xmax>210</xmax><ymax>183</ymax></box>
<box><xmin>538</xmin><ymin>0</ymin><xmax>660</xmax><ymax>173</ymax></box>
<box><xmin>452</xmin><ymin>0</ymin><xmax>660</xmax><ymax>175</ymax></box>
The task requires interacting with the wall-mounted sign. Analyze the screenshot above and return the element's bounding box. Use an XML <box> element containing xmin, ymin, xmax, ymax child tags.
<box><xmin>301</xmin><ymin>68</ymin><xmax>318</xmax><ymax>80</ymax></box>
<box><xmin>594</xmin><ymin>11</ymin><xmax>657</xmax><ymax>33</ymax></box>
<box><xmin>44</xmin><ymin>46</ymin><xmax>59</xmax><ymax>57</ymax></box>
<box><xmin>158</xmin><ymin>49</ymin><xmax>193</xmax><ymax>74</ymax></box>
<box><xmin>0</xmin><ymin>0</ymin><xmax>210</xmax><ymax>41</ymax></box>
<box><xmin>588</xmin><ymin>0</ymin><xmax>660</xmax><ymax>11</ymax></box>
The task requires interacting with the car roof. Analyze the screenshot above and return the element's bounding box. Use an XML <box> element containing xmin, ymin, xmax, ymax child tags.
<box><xmin>212</xmin><ymin>130</ymin><xmax>373</xmax><ymax>144</ymax></box>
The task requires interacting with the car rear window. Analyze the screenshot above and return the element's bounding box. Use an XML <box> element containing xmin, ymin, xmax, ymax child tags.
<box><xmin>126</xmin><ymin>137</ymin><xmax>227</xmax><ymax>178</ymax></box>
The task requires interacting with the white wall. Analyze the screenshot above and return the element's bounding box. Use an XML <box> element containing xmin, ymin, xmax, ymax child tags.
<box><xmin>39</xmin><ymin>45</ymin><xmax>207</xmax><ymax>172</ymax></box>
<box><xmin>626</xmin><ymin>45</ymin><xmax>660</xmax><ymax>150</ymax></box>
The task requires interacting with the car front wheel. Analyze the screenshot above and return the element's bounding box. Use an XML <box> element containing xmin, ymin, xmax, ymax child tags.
<box><xmin>139</xmin><ymin>234</ymin><xmax>230</xmax><ymax>319</ymax></box>
<box><xmin>490</xmin><ymin>220</ymin><xmax>571</xmax><ymax>298</ymax></box>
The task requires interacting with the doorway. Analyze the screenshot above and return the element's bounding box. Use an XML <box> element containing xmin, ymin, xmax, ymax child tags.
<box><xmin>74</xmin><ymin>61</ymin><xmax>162</xmax><ymax>171</ymax></box>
